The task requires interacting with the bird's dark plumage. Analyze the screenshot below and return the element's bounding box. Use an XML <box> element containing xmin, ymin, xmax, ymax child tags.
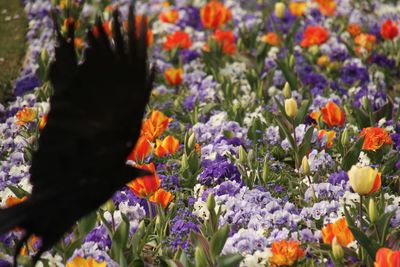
<box><xmin>0</xmin><ymin>7</ymin><xmax>153</xmax><ymax>266</ymax></box>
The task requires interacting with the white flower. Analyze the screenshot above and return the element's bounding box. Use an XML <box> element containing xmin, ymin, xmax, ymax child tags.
<box><xmin>240</xmin><ymin>248</ymin><xmax>272</xmax><ymax>267</ymax></box>
<box><xmin>193</xmin><ymin>199</ymin><xmax>210</xmax><ymax>220</ymax></box>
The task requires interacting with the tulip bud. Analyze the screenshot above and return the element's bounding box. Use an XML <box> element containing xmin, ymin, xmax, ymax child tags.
<box><xmin>181</xmin><ymin>153</ymin><xmax>189</xmax><ymax>170</ymax></box>
<box><xmin>317</xmin><ymin>55</ymin><xmax>330</xmax><ymax>67</ymax></box>
<box><xmin>262</xmin><ymin>157</ymin><xmax>268</xmax><ymax>184</ymax></box>
<box><xmin>282</xmin><ymin>82</ymin><xmax>292</xmax><ymax>99</ymax></box>
<box><xmin>101</xmin><ymin>199</ymin><xmax>115</xmax><ymax>212</ymax></box>
<box><xmin>206</xmin><ymin>193</ymin><xmax>216</xmax><ymax>212</ymax></box>
<box><xmin>289</xmin><ymin>54</ymin><xmax>295</xmax><ymax>69</ymax></box>
<box><xmin>274</xmin><ymin>2</ymin><xmax>286</xmax><ymax>19</ymax></box>
<box><xmin>155</xmin><ymin>215</ymin><xmax>162</xmax><ymax>229</ymax></box>
<box><xmin>188</xmin><ymin>132</ymin><xmax>196</xmax><ymax>151</ymax></box>
<box><xmin>332</xmin><ymin>237</ymin><xmax>344</xmax><ymax>261</ymax></box>
<box><xmin>362</xmin><ymin>96</ymin><xmax>370</xmax><ymax>110</ymax></box>
<box><xmin>308</xmin><ymin>45</ymin><xmax>320</xmax><ymax>55</ymax></box>
<box><xmin>41</xmin><ymin>49</ymin><xmax>48</xmax><ymax>64</ymax></box>
<box><xmin>369</xmin><ymin>198</ymin><xmax>378</xmax><ymax>223</ymax></box>
<box><xmin>301</xmin><ymin>156</ymin><xmax>310</xmax><ymax>175</ymax></box>
<box><xmin>284</xmin><ymin>98</ymin><xmax>298</xmax><ymax>118</ymax></box>
<box><xmin>238</xmin><ymin>146</ymin><xmax>247</xmax><ymax>164</ymax></box>
<box><xmin>248</xmin><ymin>149</ymin><xmax>255</xmax><ymax>164</ymax></box>
<box><xmin>341</xmin><ymin>128</ymin><xmax>348</xmax><ymax>146</ymax></box>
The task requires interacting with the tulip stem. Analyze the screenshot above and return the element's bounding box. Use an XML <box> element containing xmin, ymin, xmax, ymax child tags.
<box><xmin>147</xmin><ymin>198</ymin><xmax>153</xmax><ymax>219</ymax></box>
<box><xmin>359</xmin><ymin>195</ymin><xmax>363</xmax><ymax>230</ymax></box>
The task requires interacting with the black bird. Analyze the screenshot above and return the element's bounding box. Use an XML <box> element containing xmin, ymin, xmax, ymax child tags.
<box><xmin>0</xmin><ymin>7</ymin><xmax>154</xmax><ymax>266</ymax></box>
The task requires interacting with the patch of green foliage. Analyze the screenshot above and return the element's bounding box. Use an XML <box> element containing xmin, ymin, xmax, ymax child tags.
<box><xmin>0</xmin><ymin>0</ymin><xmax>27</xmax><ymax>102</ymax></box>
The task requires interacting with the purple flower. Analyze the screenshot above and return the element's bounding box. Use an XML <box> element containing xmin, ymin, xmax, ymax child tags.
<box><xmin>328</xmin><ymin>171</ymin><xmax>349</xmax><ymax>185</ymax></box>
<box><xmin>198</xmin><ymin>155</ymin><xmax>241</xmax><ymax>186</ymax></box>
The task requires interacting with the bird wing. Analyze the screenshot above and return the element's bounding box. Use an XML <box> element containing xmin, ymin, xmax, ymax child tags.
<box><xmin>0</xmin><ymin>6</ymin><xmax>153</xmax><ymax>266</ymax></box>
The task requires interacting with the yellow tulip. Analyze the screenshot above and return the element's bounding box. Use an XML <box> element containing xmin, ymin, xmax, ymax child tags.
<box><xmin>284</xmin><ymin>98</ymin><xmax>298</xmax><ymax>118</ymax></box>
<box><xmin>348</xmin><ymin>165</ymin><xmax>381</xmax><ymax>195</ymax></box>
<box><xmin>274</xmin><ymin>2</ymin><xmax>286</xmax><ymax>19</ymax></box>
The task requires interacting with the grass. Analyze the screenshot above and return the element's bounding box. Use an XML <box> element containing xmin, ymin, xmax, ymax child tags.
<box><xmin>0</xmin><ymin>0</ymin><xmax>27</xmax><ymax>102</ymax></box>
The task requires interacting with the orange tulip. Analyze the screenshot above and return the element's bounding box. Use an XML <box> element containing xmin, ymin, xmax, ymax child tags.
<box><xmin>163</xmin><ymin>31</ymin><xmax>192</xmax><ymax>51</ymax></box>
<box><xmin>300</xmin><ymin>25</ymin><xmax>329</xmax><ymax>48</ymax></box>
<box><xmin>269</xmin><ymin>240</ymin><xmax>305</xmax><ymax>267</ymax></box>
<box><xmin>155</xmin><ymin>135</ymin><xmax>180</xmax><ymax>157</ymax></box>
<box><xmin>212</xmin><ymin>30</ymin><xmax>236</xmax><ymax>55</ymax></box>
<box><xmin>314</xmin><ymin>0</ymin><xmax>336</xmax><ymax>16</ymax></box>
<box><xmin>261</xmin><ymin>32</ymin><xmax>281</xmax><ymax>46</ymax></box>
<box><xmin>141</xmin><ymin>110</ymin><xmax>173</xmax><ymax>141</ymax></box>
<box><xmin>354</xmin><ymin>33</ymin><xmax>376</xmax><ymax>52</ymax></box>
<box><xmin>318</xmin><ymin>129</ymin><xmax>336</xmax><ymax>148</ymax></box>
<box><xmin>127</xmin><ymin>136</ymin><xmax>152</xmax><ymax>162</ymax></box>
<box><xmin>360</xmin><ymin>127</ymin><xmax>392</xmax><ymax>151</ymax></box>
<box><xmin>289</xmin><ymin>2</ymin><xmax>307</xmax><ymax>16</ymax></box>
<box><xmin>149</xmin><ymin>188</ymin><xmax>174</xmax><ymax>208</ymax></box>
<box><xmin>39</xmin><ymin>114</ymin><xmax>48</xmax><ymax>130</ymax></box>
<box><xmin>375</xmin><ymin>248</ymin><xmax>400</xmax><ymax>267</ymax></box>
<box><xmin>380</xmin><ymin>19</ymin><xmax>398</xmax><ymax>40</ymax></box>
<box><xmin>320</xmin><ymin>101</ymin><xmax>345</xmax><ymax>127</ymax></box>
<box><xmin>322</xmin><ymin>217</ymin><xmax>354</xmax><ymax>246</ymax></box>
<box><xmin>16</xmin><ymin>107</ymin><xmax>37</xmax><ymax>126</ymax></box>
<box><xmin>200</xmin><ymin>1</ymin><xmax>232</xmax><ymax>29</ymax></box>
<box><xmin>127</xmin><ymin>163</ymin><xmax>160</xmax><ymax>198</ymax></box>
<box><xmin>164</xmin><ymin>67</ymin><xmax>183</xmax><ymax>86</ymax></box>
<box><xmin>159</xmin><ymin>9</ymin><xmax>179</xmax><ymax>24</ymax></box>
<box><xmin>347</xmin><ymin>23</ymin><xmax>361</xmax><ymax>37</ymax></box>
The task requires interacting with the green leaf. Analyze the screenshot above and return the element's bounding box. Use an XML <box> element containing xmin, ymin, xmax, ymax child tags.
<box><xmin>210</xmin><ymin>225</ymin><xmax>230</xmax><ymax>258</ymax></box>
<box><xmin>275</xmin><ymin>59</ymin><xmax>298</xmax><ymax>91</ymax></box>
<box><xmin>374</xmin><ymin>100</ymin><xmax>393</xmax><ymax>121</ymax></box>
<box><xmin>295</xmin><ymin>99</ymin><xmax>311</xmax><ymax>125</ymax></box>
<box><xmin>7</xmin><ymin>185</ymin><xmax>29</xmax><ymax>198</ymax></box>
<box><xmin>111</xmin><ymin>214</ymin><xmax>130</xmax><ymax>262</ymax></box>
<box><xmin>190</xmin><ymin>231</ymin><xmax>212</xmax><ymax>264</ymax></box>
<box><xmin>298</xmin><ymin>126</ymin><xmax>315</xmax><ymax>161</ymax></box>
<box><xmin>216</xmin><ymin>254</ymin><xmax>244</xmax><ymax>267</ymax></box>
<box><xmin>376</xmin><ymin>211</ymin><xmax>396</xmax><ymax>246</ymax></box>
<box><xmin>352</xmin><ymin>107</ymin><xmax>370</xmax><ymax>128</ymax></box>
<box><xmin>382</xmin><ymin>154</ymin><xmax>400</xmax><ymax>175</ymax></box>
<box><xmin>341</xmin><ymin>136</ymin><xmax>365</xmax><ymax>171</ymax></box>
<box><xmin>274</xmin><ymin>117</ymin><xmax>296</xmax><ymax>151</ymax></box>
<box><xmin>347</xmin><ymin>225</ymin><xmax>380</xmax><ymax>260</ymax></box>
<box><xmin>195</xmin><ymin>247</ymin><xmax>209</xmax><ymax>267</ymax></box>
<box><xmin>77</xmin><ymin>211</ymin><xmax>97</xmax><ymax>239</ymax></box>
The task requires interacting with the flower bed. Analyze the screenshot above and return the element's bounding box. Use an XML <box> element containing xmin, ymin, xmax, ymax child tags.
<box><xmin>1</xmin><ymin>0</ymin><xmax>400</xmax><ymax>266</ymax></box>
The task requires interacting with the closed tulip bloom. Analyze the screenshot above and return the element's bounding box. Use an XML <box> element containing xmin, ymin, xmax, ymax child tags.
<box><xmin>289</xmin><ymin>2</ymin><xmax>307</xmax><ymax>16</ymax></box>
<box><xmin>149</xmin><ymin>188</ymin><xmax>174</xmax><ymax>208</ymax></box>
<box><xmin>284</xmin><ymin>98</ymin><xmax>298</xmax><ymax>118</ymax></box>
<box><xmin>274</xmin><ymin>2</ymin><xmax>286</xmax><ymax>19</ymax></box>
<box><xmin>380</xmin><ymin>19</ymin><xmax>398</xmax><ymax>40</ymax></box>
<box><xmin>348</xmin><ymin>165</ymin><xmax>381</xmax><ymax>195</ymax></box>
<box><xmin>200</xmin><ymin>1</ymin><xmax>231</xmax><ymax>29</ymax></box>
<box><xmin>320</xmin><ymin>101</ymin><xmax>345</xmax><ymax>127</ymax></box>
<box><xmin>165</xmin><ymin>67</ymin><xmax>183</xmax><ymax>86</ymax></box>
